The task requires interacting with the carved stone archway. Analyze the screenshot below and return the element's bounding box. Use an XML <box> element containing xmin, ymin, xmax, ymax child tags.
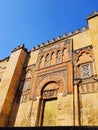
<box><xmin>35</xmin><ymin>75</ymin><xmax>65</xmax><ymax>126</ymax></box>
<box><xmin>36</xmin><ymin>75</ymin><xmax>66</xmax><ymax>97</ymax></box>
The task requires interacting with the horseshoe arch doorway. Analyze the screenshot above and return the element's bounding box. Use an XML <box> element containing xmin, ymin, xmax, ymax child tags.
<box><xmin>39</xmin><ymin>81</ymin><xmax>59</xmax><ymax>126</ymax></box>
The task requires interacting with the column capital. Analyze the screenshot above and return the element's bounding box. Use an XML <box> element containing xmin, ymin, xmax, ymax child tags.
<box><xmin>74</xmin><ymin>78</ymin><xmax>82</xmax><ymax>85</ymax></box>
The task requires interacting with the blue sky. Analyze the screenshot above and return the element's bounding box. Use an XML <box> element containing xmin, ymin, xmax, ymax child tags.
<box><xmin>0</xmin><ymin>0</ymin><xmax>98</xmax><ymax>59</ymax></box>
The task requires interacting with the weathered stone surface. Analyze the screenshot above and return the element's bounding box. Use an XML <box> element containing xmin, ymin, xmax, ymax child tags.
<box><xmin>57</xmin><ymin>95</ymin><xmax>73</xmax><ymax>126</ymax></box>
<box><xmin>0</xmin><ymin>48</ymin><xmax>27</xmax><ymax>126</ymax></box>
<box><xmin>80</xmin><ymin>93</ymin><xmax>98</xmax><ymax>126</ymax></box>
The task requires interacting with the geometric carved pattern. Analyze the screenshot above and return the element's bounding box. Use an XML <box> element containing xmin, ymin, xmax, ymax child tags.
<box><xmin>79</xmin><ymin>82</ymin><xmax>98</xmax><ymax>94</ymax></box>
<box><xmin>36</xmin><ymin>67</ymin><xmax>67</xmax><ymax>88</ymax></box>
<box><xmin>81</xmin><ymin>64</ymin><xmax>91</xmax><ymax>78</ymax></box>
<box><xmin>35</xmin><ymin>74</ymin><xmax>65</xmax><ymax>98</ymax></box>
<box><xmin>74</xmin><ymin>47</ymin><xmax>95</xmax><ymax>80</ymax></box>
<box><xmin>42</xmin><ymin>88</ymin><xmax>58</xmax><ymax>99</ymax></box>
<box><xmin>74</xmin><ymin>48</ymin><xmax>93</xmax><ymax>65</ymax></box>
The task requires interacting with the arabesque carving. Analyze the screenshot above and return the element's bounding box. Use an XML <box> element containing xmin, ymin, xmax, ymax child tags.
<box><xmin>74</xmin><ymin>49</ymin><xmax>93</xmax><ymax>65</ymax></box>
<box><xmin>35</xmin><ymin>74</ymin><xmax>65</xmax><ymax>97</ymax></box>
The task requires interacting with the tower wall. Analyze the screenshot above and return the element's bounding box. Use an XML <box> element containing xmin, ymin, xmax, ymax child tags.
<box><xmin>0</xmin><ymin>46</ymin><xmax>27</xmax><ymax>126</ymax></box>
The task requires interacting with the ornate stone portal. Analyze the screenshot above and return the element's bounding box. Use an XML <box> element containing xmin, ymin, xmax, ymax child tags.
<box><xmin>29</xmin><ymin>39</ymin><xmax>73</xmax><ymax>126</ymax></box>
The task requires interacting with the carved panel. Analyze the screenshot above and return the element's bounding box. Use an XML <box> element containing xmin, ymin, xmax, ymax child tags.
<box><xmin>79</xmin><ymin>82</ymin><xmax>98</xmax><ymax>94</ymax></box>
<box><xmin>42</xmin><ymin>89</ymin><xmax>58</xmax><ymax>99</ymax></box>
<box><xmin>76</xmin><ymin>52</ymin><xmax>93</xmax><ymax>65</ymax></box>
<box><xmin>74</xmin><ymin>46</ymin><xmax>93</xmax><ymax>65</ymax></box>
<box><xmin>83</xmin><ymin>65</ymin><xmax>90</xmax><ymax>78</ymax></box>
<box><xmin>36</xmin><ymin>39</ymin><xmax>72</xmax><ymax>70</ymax></box>
<box><xmin>34</xmin><ymin>67</ymin><xmax>67</xmax><ymax>98</ymax></box>
<box><xmin>41</xmin><ymin>82</ymin><xmax>59</xmax><ymax>99</ymax></box>
<box><xmin>21</xmin><ymin>65</ymin><xmax>34</xmax><ymax>80</ymax></box>
<box><xmin>35</xmin><ymin>67</ymin><xmax>67</xmax><ymax>91</ymax></box>
<box><xmin>81</xmin><ymin>64</ymin><xmax>91</xmax><ymax>78</ymax></box>
<box><xmin>74</xmin><ymin>46</ymin><xmax>96</xmax><ymax>81</ymax></box>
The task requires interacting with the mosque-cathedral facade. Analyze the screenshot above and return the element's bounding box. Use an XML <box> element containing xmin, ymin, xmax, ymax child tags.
<box><xmin>0</xmin><ymin>11</ymin><xmax>98</xmax><ymax>126</ymax></box>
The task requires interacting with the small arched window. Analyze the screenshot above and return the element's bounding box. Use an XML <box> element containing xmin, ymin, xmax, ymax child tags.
<box><xmin>40</xmin><ymin>55</ymin><xmax>44</xmax><ymax>69</ymax></box>
<box><xmin>62</xmin><ymin>48</ymin><xmax>68</xmax><ymax>62</ymax></box>
<box><xmin>45</xmin><ymin>54</ymin><xmax>49</xmax><ymax>62</ymax></box>
<box><xmin>45</xmin><ymin>54</ymin><xmax>50</xmax><ymax>67</ymax></box>
<box><xmin>57</xmin><ymin>50</ymin><xmax>62</xmax><ymax>64</ymax></box>
<box><xmin>51</xmin><ymin>52</ymin><xmax>56</xmax><ymax>65</ymax></box>
<box><xmin>75</xmin><ymin>49</ymin><xmax>95</xmax><ymax>79</ymax></box>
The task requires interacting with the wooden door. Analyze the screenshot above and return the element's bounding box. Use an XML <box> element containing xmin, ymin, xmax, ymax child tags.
<box><xmin>42</xmin><ymin>99</ymin><xmax>57</xmax><ymax>126</ymax></box>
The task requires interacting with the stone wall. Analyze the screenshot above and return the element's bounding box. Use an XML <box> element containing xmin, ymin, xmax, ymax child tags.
<box><xmin>14</xmin><ymin>100</ymin><xmax>33</xmax><ymax>126</ymax></box>
<box><xmin>80</xmin><ymin>92</ymin><xmax>98</xmax><ymax>126</ymax></box>
<box><xmin>88</xmin><ymin>14</ymin><xmax>98</xmax><ymax>75</ymax></box>
<box><xmin>0</xmin><ymin>58</ymin><xmax>9</xmax><ymax>81</ymax></box>
<box><xmin>57</xmin><ymin>94</ymin><xmax>73</xmax><ymax>126</ymax></box>
<box><xmin>0</xmin><ymin>46</ymin><xmax>27</xmax><ymax>126</ymax></box>
<box><xmin>22</xmin><ymin>94</ymin><xmax>74</xmax><ymax>127</ymax></box>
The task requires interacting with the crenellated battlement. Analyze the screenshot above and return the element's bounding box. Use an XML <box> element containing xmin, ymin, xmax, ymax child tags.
<box><xmin>86</xmin><ymin>11</ymin><xmax>98</xmax><ymax>21</ymax></box>
<box><xmin>31</xmin><ymin>26</ymin><xmax>88</xmax><ymax>51</ymax></box>
<box><xmin>31</xmin><ymin>11</ymin><xmax>98</xmax><ymax>51</ymax></box>
<box><xmin>12</xmin><ymin>44</ymin><xmax>28</xmax><ymax>53</ymax></box>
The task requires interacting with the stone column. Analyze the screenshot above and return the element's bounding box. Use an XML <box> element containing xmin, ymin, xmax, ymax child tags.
<box><xmin>74</xmin><ymin>78</ymin><xmax>81</xmax><ymax>126</ymax></box>
<box><xmin>30</xmin><ymin>96</ymin><xmax>41</xmax><ymax>126</ymax></box>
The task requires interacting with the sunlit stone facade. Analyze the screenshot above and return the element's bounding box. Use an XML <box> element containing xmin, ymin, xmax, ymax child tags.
<box><xmin>0</xmin><ymin>11</ymin><xmax>98</xmax><ymax>127</ymax></box>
